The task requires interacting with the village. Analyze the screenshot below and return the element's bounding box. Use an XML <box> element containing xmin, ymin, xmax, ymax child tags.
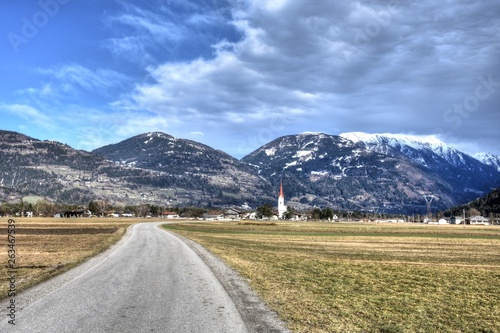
<box><xmin>3</xmin><ymin>182</ymin><xmax>497</xmax><ymax>226</ymax></box>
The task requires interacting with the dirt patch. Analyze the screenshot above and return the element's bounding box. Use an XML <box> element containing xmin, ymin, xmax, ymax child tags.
<box><xmin>238</xmin><ymin>222</ymin><xmax>277</xmax><ymax>226</ymax></box>
<box><xmin>0</xmin><ymin>227</ymin><xmax>118</xmax><ymax>235</ymax></box>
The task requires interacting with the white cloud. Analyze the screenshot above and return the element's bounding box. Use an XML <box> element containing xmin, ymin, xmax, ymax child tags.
<box><xmin>46</xmin><ymin>106</ymin><xmax>174</xmax><ymax>151</ymax></box>
<box><xmin>5</xmin><ymin>1</ymin><xmax>498</xmax><ymax>157</ymax></box>
<box><xmin>103</xmin><ymin>1</ymin><xmax>235</xmax><ymax>65</ymax></box>
<box><xmin>37</xmin><ymin>64</ymin><xmax>130</xmax><ymax>94</ymax></box>
<box><xmin>114</xmin><ymin>0</ymin><xmax>499</xmax><ymax>156</ymax></box>
<box><xmin>0</xmin><ymin>104</ymin><xmax>55</xmax><ymax>130</ymax></box>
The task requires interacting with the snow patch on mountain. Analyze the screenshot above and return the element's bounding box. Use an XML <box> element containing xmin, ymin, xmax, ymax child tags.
<box><xmin>340</xmin><ymin>132</ymin><xmax>446</xmax><ymax>151</ymax></box>
<box><xmin>265</xmin><ymin>147</ymin><xmax>277</xmax><ymax>156</ymax></box>
<box><xmin>294</xmin><ymin>150</ymin><xmax>315</xmax><ymax>162</ymax></box>
<box><xmin>473</xmin><ymin>152</ymin><xmax>500</xmax><ymax>172</ymax></box>
<box><xmin>340</xmin><ymin>132</ymin><xmax>472</xmax><ymax>168</ymax></box>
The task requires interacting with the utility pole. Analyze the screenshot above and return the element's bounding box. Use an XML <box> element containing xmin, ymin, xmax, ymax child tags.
<box><xmin>371</xmin><ymin>206</ymin><xmax>379</xmax><ymax>222</ymax></box>
<box><xmin>423</xmin><ymin>194</ymin><xmax>437</xmax><ymax>222</ymax></box>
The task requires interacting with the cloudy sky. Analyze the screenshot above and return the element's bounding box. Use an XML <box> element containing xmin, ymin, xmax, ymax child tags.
<box><xmin>1</xmin><ymin>0</ymin><xmax>499</xmax><ymax>158</ymax></box>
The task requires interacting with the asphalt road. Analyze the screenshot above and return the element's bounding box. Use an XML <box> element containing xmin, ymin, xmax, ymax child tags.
<box><xmin>0</xmin><ymin>222</ymin><xmax>280</xmax><ymax>333</ymax></box>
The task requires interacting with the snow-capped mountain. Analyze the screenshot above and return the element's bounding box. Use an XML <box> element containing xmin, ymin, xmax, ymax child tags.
<box><xmin>473</xmin><ymin>152</ymin><xmax>500</xmax><ymax>172</ymax></box>
<box><xmin>242</xmin><ymin>132</ymin><xmax>500</xmax><ymax>213</ymax></box>
<box><xmin>339</xmin><ymin>132</ymin><xmax>498</xmax><ymax>190</ymax></box>
<box><xmin>340</xmin><ymin>132</ymin><xmax>476</xmax><ymax>169</ymax></box>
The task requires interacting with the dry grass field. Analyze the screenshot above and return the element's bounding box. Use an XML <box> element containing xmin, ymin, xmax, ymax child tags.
<box><xmin>0</xmin><ymin>217</ymin><xmax>137</xmax><ymax>298</ymax></box>
<box><xmin>164</xmin><ymin>222</ymin><xmax>500</xmax><ymax>333</ymax></box>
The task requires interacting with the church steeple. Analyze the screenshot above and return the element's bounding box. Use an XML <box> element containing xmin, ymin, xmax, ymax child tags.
<box><xmin>278</xmin><ymin>181</ymin><xmax>286</xmax><ymax>219</ymax></box>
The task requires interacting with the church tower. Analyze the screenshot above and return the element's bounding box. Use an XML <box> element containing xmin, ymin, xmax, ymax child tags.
<box><xmin>278</xmin><ymin>181</ymin><xmax>286</xmax><ymax>219</ymax></box>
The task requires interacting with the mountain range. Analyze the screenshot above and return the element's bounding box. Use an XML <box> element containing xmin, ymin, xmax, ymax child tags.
<box><xmin>1</xmin><ymin>129</ymin><xmax>499</xmax><ymax>214</ymax></box>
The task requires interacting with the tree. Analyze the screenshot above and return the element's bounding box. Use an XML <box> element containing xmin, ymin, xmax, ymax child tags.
<box><xmin>311</xmin><ymin>208</ymin><xmax>322</xmax><ymax>220</ymax></box>
<box><xmin>322</xmin><ymin>207</ymin><xmax>334</xmax><ymax>220</ymax></box>
<box><xmin>256</xmin><ymin>204</ymin><xmax>274</xmax><ymax>219</ymax></box>
<box><xmin>149</xmin><ymin>205</ymin><xmax>162</xmax><ymax>217</ymax></box>
<box><xmin>34</xmin><ymin>200</ymin><xmax>57</xmax><ymax>216</ymax></box>
<box><xmin>90</xmin><ymin>200</ymin><xmax>109</xmax><ymax>216</ymax></box>
<box><xmin>134</xmin><ymin>204</ymin><xmax>150</xmax><ymax>217</ymax></box>
<box><xmin>467</xmin><ymin>208</ymin><xmax>481</xmax><ymax>217</ymax></box>
<box><xmin>284</xmin><ymin>206</ymin><xmax>293</xmax><ymax>220</ymax></box>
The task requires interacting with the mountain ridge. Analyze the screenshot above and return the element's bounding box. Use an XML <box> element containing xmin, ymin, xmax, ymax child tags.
<box><xmin>1</xmin><ymin>129</ymin><xmax>499</xmax><ymax>213</ymax></box>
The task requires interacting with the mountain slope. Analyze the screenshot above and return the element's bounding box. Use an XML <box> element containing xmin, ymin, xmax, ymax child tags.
<box><xmin>242</xmin><ymin>132</ymin><xmax>500</xmax><ymax>213</ymax></box>
<box><xmin>0</xmin><ymin>130</ymin><xmax>194</xmax><ymax>205</ymax></box>
<box><xmin>0</xmin><ymin>130</ymin><xmax>107</xmax><ymax>203</ymax></box>
<box><xmin>93</xmin><ymin>132</ymin><xmax>273</xmax><ymax>205</ymax></box>
<box><xmin>0</xmin><ymin>130</ymin><xmax>272</xmax><ymax>206</ymax></box>
<box><xmin>446</xmin><ymin>187</ymin><xmax>500</xmax><ymax>216</ymax></box>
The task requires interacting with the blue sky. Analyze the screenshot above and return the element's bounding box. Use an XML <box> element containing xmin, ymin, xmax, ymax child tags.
<box><xmin>1</xmin><ymin>0</ymin><xmax>499</xmax><ymax>158</ymax></box>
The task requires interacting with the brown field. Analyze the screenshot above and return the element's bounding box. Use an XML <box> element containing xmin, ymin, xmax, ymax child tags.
<box><xmin>0</xmin><ymin>217</ymin><xmax>140</xmax><ymax>298</ymax></box>
<box><xmin>3</xmin><ymin>218</ymin><xmax>499</xmax><ymax>332</ymax></box>
<box><xmin>164</xmin><ymin>222</ymin><xmax>500</xmax><ymax>333</ymax></box>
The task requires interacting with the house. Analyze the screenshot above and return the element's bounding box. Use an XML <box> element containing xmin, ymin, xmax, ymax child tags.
<box><xmin>448</xmin><ymin>216</ymin><xmax>463</xmax><ymax>224</ymax></box>
<box><xmin>202</xmin><ymin>212</ymin><xmax>224</xmax><ymax>221</ymax></box>
<box><xmin>161</xmin><ymin>211</ymin><xmax>179</xmax><ymax>219</ymax></box>
<box><xmin>247</xmin><ymin>212</ymin><xmax>257</xmax><ymax>220</ymax></box>
<box><xmin>469</xmin><ymin>216</ymin><xmax>490</xmax><ymax>225</ymax></box>
<box><xmin>223</xmin><ymin>208</ymin><xmax>242</xmax><ymax>220</ymax></box>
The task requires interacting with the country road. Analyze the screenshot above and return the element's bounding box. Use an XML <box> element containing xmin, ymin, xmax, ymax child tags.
<box><xmin>0</xmin><ymin>223</ymin><xmax>288</xmax><ymax>333</ymax></box>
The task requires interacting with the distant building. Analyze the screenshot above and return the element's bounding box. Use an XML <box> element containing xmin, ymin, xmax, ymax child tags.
<box><xmin>202</xmin><ymin>212</ymin><xmax>224</xmax><ymax>220</ymax></box>
<box><xmin>161</xmin><ymin>212</ymin><xmax>179</xmax><ymax>219</ymax></box>
<box><xmin>469</xmin><ymin>216</ymin><xmax>490</xmax><ymax>225</ymax></box>
<box><xmin>278</xmin><ymin>181</ymin><xmax>286</xmax><ymax>219</ymax></box>
<box><xmin>448</xmin><ymin>216</ymin><xmax>463</xmax><ymax>224</ymax></box>
<box><xmin>223</xmin><ymin>208</ymin><xmax>242</xmax><ymax>220</ymax></box>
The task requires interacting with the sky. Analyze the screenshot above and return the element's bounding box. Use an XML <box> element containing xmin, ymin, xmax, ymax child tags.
<box><xmin>0</xmin><ymin>0</ymin><xmax>499</xmax><ymax>158</ymax></box>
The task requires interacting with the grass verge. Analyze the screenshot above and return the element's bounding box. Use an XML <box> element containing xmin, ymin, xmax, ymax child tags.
<box><xmin>163</xmin><ymin>222</ymin><xmax>500</xmax><ymax>333</ymax></box>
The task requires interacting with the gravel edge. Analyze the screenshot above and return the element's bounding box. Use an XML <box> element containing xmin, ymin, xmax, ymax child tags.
<box><xmin>164</xmin><ymin>229</ymin><xmax>291</xmax><ymax>333</ymax></box>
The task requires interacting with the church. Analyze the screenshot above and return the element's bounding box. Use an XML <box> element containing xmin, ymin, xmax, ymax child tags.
<box><xmin>277</xmin><ymin>181</ymin><xmax>286</xmax><ymax>219</ymax></box>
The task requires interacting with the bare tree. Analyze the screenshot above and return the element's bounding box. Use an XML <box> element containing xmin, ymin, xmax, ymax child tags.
<box><xmin>94</xmin><ymin>200</ymin><xmax>110</xmax><ymax>217</ymax></box>
<box><xmin>135</xmin><ymin>204</ymin><xmax>150</xmax><ymax>218</ymax></box>
<box><xmin>467</xmin><ymin>208</ymin><xmax>481</xmax><ymax>217</ymax></box>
